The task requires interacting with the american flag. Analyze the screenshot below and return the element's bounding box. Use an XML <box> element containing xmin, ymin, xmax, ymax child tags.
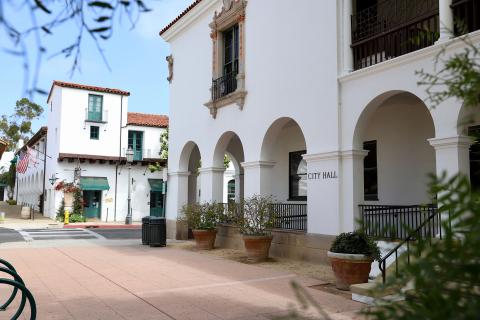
<box><xmin>16</xmin><ymin>147</ymin><xmax>31</xmax><ymax>174</ymax></box>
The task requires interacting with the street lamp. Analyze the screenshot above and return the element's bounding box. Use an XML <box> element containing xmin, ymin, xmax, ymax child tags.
<box><xmin>125</xmin><ymin>146</ymin><xmax>134</xmax><ymax>224</ymax></box>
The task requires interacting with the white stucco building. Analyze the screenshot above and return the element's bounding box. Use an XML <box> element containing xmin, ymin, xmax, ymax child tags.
<box><xmin>16</xmin><ymin>81</ymin><xmax>169</xmax><ymax>222</ymax></box>
<box><xmin>160</xmin><ymin>0</ymin><xmax>480</xmax><ymax>255</ymax></box>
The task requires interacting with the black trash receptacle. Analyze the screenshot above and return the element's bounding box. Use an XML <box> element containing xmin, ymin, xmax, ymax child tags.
<box><xmin>149</xmin><ymin>217</ymin><xmax>166</xmax><ymax>247</ymax></box>
<box><xmin>142</xmin><ymin>216</ymin><xmax>151</xmax><ymax>245</ymax></box>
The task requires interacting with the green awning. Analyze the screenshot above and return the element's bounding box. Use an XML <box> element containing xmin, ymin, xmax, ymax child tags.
<box><xmin>148</xmin><ymin>179</ymin><xmax>163</xmax><ymax>192</ymax></box>
<box><xmin>80</xmin><ymin>177</ymin><xmax>110</xmax><ymax>191</ymax></box>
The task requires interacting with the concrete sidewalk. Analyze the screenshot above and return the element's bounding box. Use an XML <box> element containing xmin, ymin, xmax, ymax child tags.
<box><xmin>0</xmin><ymin>203</ymin><xmax>61</xmax><ymax>230</ymax></box>
<box><xmin>0</xmin><ymin>242</ymin><xmax>364</xmax><ymax>319</ymax></box>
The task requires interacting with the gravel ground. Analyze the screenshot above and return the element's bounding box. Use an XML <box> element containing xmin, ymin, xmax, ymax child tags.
<box><xmin>169</xmin><ymin>241</ymin><xmax>336</xmax><ymax>283</ymax></box>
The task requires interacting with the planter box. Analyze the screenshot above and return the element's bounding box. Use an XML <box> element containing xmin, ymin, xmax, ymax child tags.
<box><xmin>327</xmin><ymin>251</ymin><xmax>373</xmax><ymax>290</ymax></box>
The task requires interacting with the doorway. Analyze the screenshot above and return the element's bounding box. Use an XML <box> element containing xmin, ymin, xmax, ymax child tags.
<box><xmin>150</xmin><ymin>191</ymin><xmax>164</xmax><ymax>217</ymax></box>
<box><xmin>83</xmin><ymin>190</ymin><xmax>102</xmax><ymax>219</ymax></box>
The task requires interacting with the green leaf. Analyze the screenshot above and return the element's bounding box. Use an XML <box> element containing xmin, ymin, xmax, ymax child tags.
<box><xmin>89</xmin><ymin>27</ymin><xmax>110</xmax><ymax>33</ymax></box>
<box><xmin>34</xmin><ymin>0</ymin><xmax>52</xmax><ymax>14</ymax></box>
<box><xmin>95</xmin><ymin>16</ymin><xmax>111</xmax><ymax>22</ymax></box>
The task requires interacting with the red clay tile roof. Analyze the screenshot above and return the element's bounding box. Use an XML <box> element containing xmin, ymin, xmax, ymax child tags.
<box><xmin>127</xmin><ymin>112</ymin><xmax>169</xmax><ymax>128</ymax></box>
<box><xmin>47</xmin><ymin>80</ymin><xmax>130</xmax><ymax>102</ymax></box>
<box><xmin>159</xmin><ymin>0</ymin><xmax>203</xmax><ymax>36</ymax></box>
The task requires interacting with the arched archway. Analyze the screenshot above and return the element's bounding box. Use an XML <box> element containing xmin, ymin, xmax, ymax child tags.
<box><xmin>353</xmin><ymin>91</ymin><xmax>436</xmax><ymax>205</ymax></box>
<box><xmin>178</xmin><ymin>141</ymin><xmax>201</xmax><ymax>205</ymax></box>
<box><xmin>259</xmin><ymin>117</ymin><xmax>307</xmax><ymax>201</ymax></box>
<box><xmin>213</xmin><ymin>131</ymin><xmax>245</xmax><ymax>203</ymax></box>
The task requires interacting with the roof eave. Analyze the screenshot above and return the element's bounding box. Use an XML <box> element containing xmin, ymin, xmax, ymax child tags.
<box><xmin>160</xmin><ymin>0</ymin><xmax>218</xmax><ymax>42</ymax></box>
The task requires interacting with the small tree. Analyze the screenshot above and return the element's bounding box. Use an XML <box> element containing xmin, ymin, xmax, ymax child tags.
<box><xmin>72</xmin><ymin>189</ymin><xmax>83</xmax><ymax>216</ymax></box>
<box><xmin>57</xmin><ymin>198</ymin><xmax>66</xmax><ymax>222</ymax></box>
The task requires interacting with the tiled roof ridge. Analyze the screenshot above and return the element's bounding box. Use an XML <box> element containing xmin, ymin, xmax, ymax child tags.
<box><xmin>159</xmin><ymin>0</ymin><xmax>203</xmax><ymax>36</ymax></box>
<box><xmin>47</xmin><ymin>80</ymin><xmax>130</xmax><ymax>102</ymax></box>
<box><xmin>127</xmin><ymin>112</ymin><xmax>169</xmax><ymax>128</ymax></box>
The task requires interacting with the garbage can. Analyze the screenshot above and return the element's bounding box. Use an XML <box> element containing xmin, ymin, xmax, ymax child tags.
<box><xmin>149</xmin><ymin>217</ymin><xmax>166</xmax><ymax>247</ymax></box>
<box><xmin>142</xmin><ymin>216</ymin><xmax>151</xmax><ymax>245</ymax></box>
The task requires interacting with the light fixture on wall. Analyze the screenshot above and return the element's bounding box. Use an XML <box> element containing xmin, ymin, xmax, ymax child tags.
<box><xmin>49</xmin><ymin>174</ymin><xmax>58</xmax><ymax>186</ymax></box>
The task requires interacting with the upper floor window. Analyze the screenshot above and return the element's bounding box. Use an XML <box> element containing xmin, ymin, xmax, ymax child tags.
<box><xmin>205</xmin><ymin>0</ymin><xmax>247</xmax><ymax>118</ymax></box>
<box><xmin>88</xmin><ymin>94</ymin><xmax>103</xmax><ymax>122</ymax></box>
<box><xmin>128</xmin><ymin>131</ymin><xmax>143</xmax><ymax>161</ymax></box>
<box><xmin>223</xmin><ymin>25</ymin><xmax>239</xmax><ymax>76</ymax></box>
<box><xmin>90</xmin><ymin>126</ymin><xmax>99</xmax><ymax>140</ymax></box>
<box><xmin>289</xmin><ymin>150</ymin><xmax>307</xmax><ymax>201</ymax></box>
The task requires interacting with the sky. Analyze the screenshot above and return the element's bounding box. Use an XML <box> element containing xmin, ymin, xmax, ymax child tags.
<box><xmin>0</xmin><ymin>0</ymin><xmax>193</xmax><ymax>133</ymax></box>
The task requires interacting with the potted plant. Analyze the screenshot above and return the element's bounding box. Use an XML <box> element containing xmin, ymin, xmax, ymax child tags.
<box><xmin>180</xmin><ymin>202</ymin><xmax>221</xmax><ymax>250</ymax></box>
<box><xmin>327</xmin><ymin>231</ymin><xmax>381</xmax><ymax>290</ymax></box>
<box><xmin>239</xmin><ymin>195</ymin><xmax>275</xmax><ymax>262</ymax></box>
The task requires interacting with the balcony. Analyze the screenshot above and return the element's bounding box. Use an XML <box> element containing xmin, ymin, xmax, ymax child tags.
<box><xmin>211</xmin><ymin>72</ymin><xmax>237</xmax><ymax>101</ymax></box>
<box><xmin>351</xmin><ymin>0</ymin><xmax>439</xmax><ymax>70</ymax></box>
<box><xmin>85</xmin><ymin>108</ymin><xmax>108</xmax><ymax>123</ymax></box>
<box><xmin>451</xmin><ymin>0</ymin><xmax>480</xmax><ymax>35</ymax></box>
<box><xmin>122</xmin><ymin>148</ymin><xmax>160</xmax><ymax>161</ymax></box>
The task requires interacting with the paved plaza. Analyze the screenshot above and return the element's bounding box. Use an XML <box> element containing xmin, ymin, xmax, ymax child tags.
<box><xmin>0</xmin><ymin>240</ymin><xmax>364</xmax><ymax>319</ymax></box>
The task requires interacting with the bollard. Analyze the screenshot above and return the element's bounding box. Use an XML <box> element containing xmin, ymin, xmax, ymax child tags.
<box><xmin>64</xmin><ymin>210</ymin><xmax>70</xmax><ymax>225</ymax></box>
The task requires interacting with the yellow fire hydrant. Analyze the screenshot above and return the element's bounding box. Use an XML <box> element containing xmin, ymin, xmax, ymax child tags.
<box><xmin>64</xmin><ymin>210</ymin><xmax>70</xmax><ymax>225</ymax></box>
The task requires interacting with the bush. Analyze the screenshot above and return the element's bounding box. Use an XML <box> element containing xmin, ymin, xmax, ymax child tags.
<box><xmin>69</xmin><ymin>214</ymin><xmax>86</xmax><ymax>223</ymax></box>
<box><xmin>330</xmin><ymin>231</ymin><xmax>381</xmax><ymax>261</ymax></box>
<box><xmin>6</xmin><ymin>199</ymin><xmax>16</xmax><ymax>205</ymax></box>
<box><xmin>180</xmin><ymin>202</ymin><xmax>223</xmax><ymax>230</ymax></box>
<box><xmin>56</xmin><ymin>198</ymin><xmax>65</xmax><ymax>222</ymax></box>
<box><xmin>239</xmin><ymin>195</ymin><xmax>275</xmax><ymax>236</ymax></box>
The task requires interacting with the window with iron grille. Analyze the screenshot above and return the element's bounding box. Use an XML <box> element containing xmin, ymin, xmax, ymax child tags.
<box><xmin>363</xmin><ymin>140</ymin><xmax>378</xmax><ymax>201</ymax></box>
<box><xmin>289</xmin><ymin>150</ymin><xmax>307</xmax><ymax>201</ymax></box>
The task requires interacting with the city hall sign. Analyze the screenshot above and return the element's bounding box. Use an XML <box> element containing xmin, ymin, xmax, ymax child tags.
<box><xmin>307</xmin><ymin>171</ymin><xmax>338</xmax><ymax>180</ymax></box>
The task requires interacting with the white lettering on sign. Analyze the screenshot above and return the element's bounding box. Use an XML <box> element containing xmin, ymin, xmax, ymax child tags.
<box><xmin>307</xmin><ymin>171</ymin><xmax>338</xmax><ymax>180</ymax></box>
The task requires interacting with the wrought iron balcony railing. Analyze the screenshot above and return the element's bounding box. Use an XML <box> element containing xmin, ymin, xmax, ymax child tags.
<box><xmin>351</xmin><ymin>0</ymin><xmax>439</xmax><ymax>70</ymax></box>
<box><xmin>211</xmin><ymin>72</ymin><xmax>237</xmax><ymax>101</ymax></box>
<box><xmin>85</xmin><ymin>108</ymin><xmax>108</xmax><ymax>123</ymax></box>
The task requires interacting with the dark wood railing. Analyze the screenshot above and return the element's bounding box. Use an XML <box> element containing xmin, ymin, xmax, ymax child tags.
<box><xmin>359</xmin><ymin>204</ymin><xmax>440</xmax><ymax>240</ymax></box>
<box><xmin>212</xmin><ymin>72</ymin><xmax>237</xmax><ymax>101</ymax></box>
<box><xmin>219</xmin><ymin>202</ymin><xmax>307</xmax><ymax>232</ymax></box>
<box><xmin>351</xmin><ymin>0</ymin><xmax>439</xmax><ymax>70</ymax></box>
<box><xmin>452</xmin><ymin>0</ymin><xmax>480</xmax><ymax>35</ymax></box>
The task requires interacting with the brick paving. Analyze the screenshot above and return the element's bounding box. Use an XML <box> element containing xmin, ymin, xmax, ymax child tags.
<box><xmin>0</xmin><ymin>242</ymin><xmax>364</xmax><ymax>319</ymax></box>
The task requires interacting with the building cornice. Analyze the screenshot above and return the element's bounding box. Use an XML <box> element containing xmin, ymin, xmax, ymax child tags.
<box><xmin>303</xmin><ymin>151</ymin><xmax>341</xmax><ymax>162</ymax></box>
<box><xmin>198</xmin><ymin>166</ymin><xmax>226</xmax><ymax>173</ymax></box>
<box><xmin>160</xmin><ymin>0</ymin><xmax>218</xmax><ymax>42</ymax></box>
<box><xmin>241</xmin><ymin>161</ymin><xmax>275</xmax><ymax>169</ymax></box>
<box><xmin>338</xmin><ymin>30</ymin><xmax>480</xmax><ymax>83</ymax></box>
<box><xmin>428</xmin><ymin>136</ymin><xmax>474</xmax><ymax>150</ymax></box>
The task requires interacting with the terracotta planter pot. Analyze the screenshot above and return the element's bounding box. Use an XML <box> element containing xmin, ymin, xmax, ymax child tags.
<box><xmin>327</xmin><ymin>251</ymin><xmax>373</xmax><ymax>290</ymax></box>
<box><xmin>192</xmin><ymin>229</ymin><xmax>217</xmax><ymax>250</ymax></box>
<box><xmin>243</xmin><ymin>235</ymin><xmax>273</xmax><ymax>262</ymax></box>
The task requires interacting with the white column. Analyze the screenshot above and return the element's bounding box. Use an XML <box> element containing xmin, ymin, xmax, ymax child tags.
<box><xmin>429</xmin><ymin>136</ymin><xmax>472</xmax><ymax>178</ymax></box>
<box><xmin>234</xmin><ymin>173</ymin><xmax>241</xmax><ymax>203</ymax></box>
<box><xmin>166</xmin><ymin>171</ymin><xmax>189</xmax><ymax>220</ymax></box>
<box><xmin>198</xmin><ymin>167</ymin><xmax>225</xmax><ymax>203</ymax></box>
<box><xmin>343</xmin><ymin>0</ymin><xmax>353</xmax><ymax>73</ymax></box>
<box><xmin>437</xmin><ymin>0</ymin><xmax>454</xmax><ymax>43</ymax></box>
<box><xmin>340</xmin><ymin>150</ymin><xmax>369</xmax><ymax>233</ymax></box>
<box><xmin>303</xmin><ymin>152</ymin><xmax>342</xmax><ymax>235</ymax></box>
<box><xmin>241</xmin><ymin>161</ymin><xmax>275</xmax><ymax>198</ymax></box>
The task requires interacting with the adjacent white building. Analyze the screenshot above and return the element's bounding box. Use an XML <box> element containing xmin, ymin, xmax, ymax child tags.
<box><xmin>160</xmin><ymin>0</ymin><xmax>480</xmax><ymax>254</ymax></box>
<box><xmin>16</xmin><ymin>81</ymin><xmax>169</xmax><ymax>222</ymax></box>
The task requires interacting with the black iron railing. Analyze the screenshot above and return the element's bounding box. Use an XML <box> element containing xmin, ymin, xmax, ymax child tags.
<box><xmin>451</xmin><ymin>0</ymin><xmax>480</xmax><ymax>35</ymax></box>
<box><xmin>0</xmin><ymin>258</ymin><xmax>36</xmax><ymax>319</ymax></box>
<box><xmin>219</xmin><ymin>202</ymin><xmax>307</xmax><ymax>232</ymax></box>
<box><xmin>359</xmin><ymin>204</ymin><xmax>440</xmax><ymax>240</ymax></box>
<box><xmin>270</xmin><ymin>203</ymin><xmax>307</xmax><ymax>232</ymax></box>
<box><xmin>351</xmin><ymin>0</ymin><xmax>439</xmax><ymax>70</ymax></box>
<box><xmin>212</xmin><ymin>73</ymin><xmax>237</xmax><ymax>101</ymax></box>
<box><xmin>377</xmin><ymin>208</ymin><xmax>449</xmax><ymax>283</ymax></box>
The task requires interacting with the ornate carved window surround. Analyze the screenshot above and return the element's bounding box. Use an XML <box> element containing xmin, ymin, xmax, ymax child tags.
<box><xmin>204</xmin><ymin>0</ymin><xmax>247</xmax><ymax>119</ymax></box>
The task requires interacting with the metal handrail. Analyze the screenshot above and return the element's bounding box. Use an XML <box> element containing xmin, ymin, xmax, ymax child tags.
<box><xmin>378</xmin><ymin>207</ymin><xmax>445</xmax><ymax>283</ymax></box>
